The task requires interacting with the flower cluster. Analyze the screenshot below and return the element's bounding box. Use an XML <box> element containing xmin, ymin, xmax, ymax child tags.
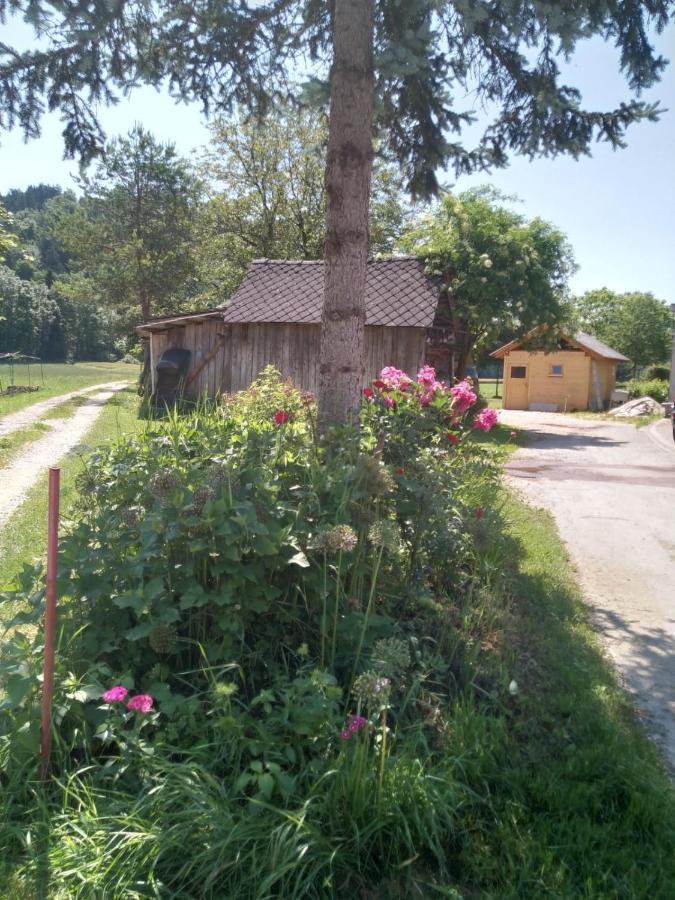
<box><xmin>473</xmin><ymin>408</ymin><xmax>499</xmax><ymax>432</ymax></box>
<box><xmin>102</xmin><ymin>685</ymin><xmax>154</xmax><ymax>715</ymax></box>
<box><xmin>273</xmin><ymin>409</ymin><xmax>290</xmax><ymax>426</ymax></box>
<box><xmin>352</xmin><ymin>671</ymin><xmax>392</xmax><ymax>708</ymax></box>
<box><xmin>450</xmin><ymin>379</ymin><xmax>478</xmax><ymax>414</ymax></box>
<box><xmin>316</xmin><ymin>524</ymin><xmax>358</xmax><ymax>554</ymax></box>
<box><xmin>340</xmin><ymin>714</ymin><xmax>368</xmax><ymax>740</ymax></box>
<box><xmin>368</xmin><ymin>519</ymin><xmax>400</xmax><ymax>550</ymax></box>
<box><xmin>372</xmin><ymin>636</ymin><xmax>411</xmax><ymax>676</ymax></box>
<box><xmin>379</xmin><ymin>366</ymin><xmax>412</xmax><ymax>390</ymax></box>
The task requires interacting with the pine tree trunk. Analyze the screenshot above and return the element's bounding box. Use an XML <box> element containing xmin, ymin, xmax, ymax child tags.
<box><xmin>318</xmin><ymin>0</ymin><xmax>374</xmax><ymax>431</ymax></box>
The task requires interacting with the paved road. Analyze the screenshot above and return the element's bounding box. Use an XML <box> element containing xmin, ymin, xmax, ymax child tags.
<box><xmin>500</xmin><ymin>410</ymin><xmax>675</xmax><ymax>768</ymax></box>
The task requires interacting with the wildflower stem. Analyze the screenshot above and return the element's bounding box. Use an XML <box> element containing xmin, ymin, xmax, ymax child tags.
<box><xmin>320</xmin><ymin>551</ymin><xmax>327</xmax><ymax>669</ymax></box>
<box><xmin>330</xmin><ymin>551</ymin><xmax>343</xmax><ymax>670</ymax></box>
<box><xmin>377</xmin><ymin>708</ymin><xmax>387</xmax><ymax>806</ymax></box>
<box><xmin>350</xmin><ymin>544</ymin><xmax>384</xmax><ymax>687</ymax></box>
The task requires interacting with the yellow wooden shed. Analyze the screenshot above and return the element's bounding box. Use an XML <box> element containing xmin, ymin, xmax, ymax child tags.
<box><xmin>491</xmin><ymin>331</ymin><xmax>629</xmax><ymax>412</ymax></box>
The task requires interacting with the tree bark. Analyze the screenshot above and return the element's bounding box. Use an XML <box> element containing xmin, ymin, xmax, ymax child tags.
<box><xmin>318</xmin><ymin>0</ymin><xmax>374</xmax><ymax>431</ymax></box>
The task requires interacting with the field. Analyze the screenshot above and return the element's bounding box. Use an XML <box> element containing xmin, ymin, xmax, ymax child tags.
<box><xmin>0</xmin><ymin>361</ymin><xmax>139</xmax><ymax>415</ymax></box>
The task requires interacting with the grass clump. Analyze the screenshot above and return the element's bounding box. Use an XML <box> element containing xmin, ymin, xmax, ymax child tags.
<box><xmin>0</xmin><ymin>367</ymin><xmax>673</xmax><ymax>898</ymax></box>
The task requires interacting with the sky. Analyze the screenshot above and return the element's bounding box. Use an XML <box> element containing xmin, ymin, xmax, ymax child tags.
<box><xmin>1</xmin><ymin>16</ymin><xmax>673</xmax><ymax>303</ymax></box>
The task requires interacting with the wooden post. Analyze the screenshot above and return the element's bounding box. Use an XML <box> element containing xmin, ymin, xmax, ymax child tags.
<box><xmin>39</xmin><ymin>467</ymin><xmax>60</xmax><ymax>781</ymax></box>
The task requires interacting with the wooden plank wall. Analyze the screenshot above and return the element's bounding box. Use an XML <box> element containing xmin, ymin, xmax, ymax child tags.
<box><xmin>152</xmin><ymin>321</ymin><xmax>427</xmax><ymax>398</ymax></box>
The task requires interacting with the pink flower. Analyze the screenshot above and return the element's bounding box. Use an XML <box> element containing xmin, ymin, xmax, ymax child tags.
<box><xmin>417</xmin><ymin>365</ymin><xmax>437</xmax><ymax>388</ymax></box>
<box><xmin>126</xmin><ymin>694</ymin><xmax>154</xmax><ymax>714</ymax></box>
<box><xmin>363</xmin><ymin>387</ymin><xmax>374</xmax><ymax>399</ymax></box>
<box><xmin>383</xmin><ymin>395</ymin><xmax>396</xmax><ymax>409</ymax></box>
<box><xmin>379</xmin><ymin>366</ymin><xmax>412</xmax><ymax>390</ymax></box>
<box><xmin>341</xmin><ymin>728</ymin><xmax>351</xmax><ymax>740</ymax></box>
<box><xmin>273</xmin><ymin>410</ymin><xmax>290</xmax><ymax>426</ymax></box>
<box><xmin>474</xmin><ymin>408</ymin><xmax>499</xmax><ymax>432</ymax></box>
<box><xmin>102</xmin><ymin>685</ymin><xmax>128</xmax><ymax>704</ymax></box>
<box><xmin>348</xmin><ymin>714</ymin><xmax>368</xmax><ymax>733</ymax></box>
<box><xmin>450</xmin><ymin>380</ymin><xmax>478</xmax><ymax>414</ymax></box>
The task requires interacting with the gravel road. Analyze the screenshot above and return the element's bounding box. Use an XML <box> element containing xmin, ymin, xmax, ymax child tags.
<box><xmin>0</xmin><ymin>383</ymin><xmax>129</xmax><ymax>528</ymax></box>
<box><xmin>0</xmin><ymin>381</ymin><xmax>130</xmax><ymax>438</ymax></box>
<box><xmin>500</xmin><ymin>409</ymin><xmax>675</xmax><ymax>768</ymax></box>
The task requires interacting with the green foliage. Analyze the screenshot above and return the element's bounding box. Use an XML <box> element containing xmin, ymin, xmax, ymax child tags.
<box><xmin>2</xmin><ymin>371</ymin><xmax>675</xmax><ymax>896</ymax></box>
<box><xmin>645</xmin><ymin>364</ymin><xmax>671</xmax><ymax>381</ymax></box>
<box><xmin>54</xmin><ymin>125</ymin><xmax>200</xmax><ymax>328</ymax></box>
<box><xmin>195</xmin><ymin>107</ymin><xmax>412</xmax><ymax>303</ymax></box>
<box><xmin>0</xmin><ymin>1</ymin><xmax>670</xmax><ymax>196</ymax></box>
<box><xmin>0</xmin><ymin>203</ymin><xmax>16</xmax><ymax>262</ymax></box>
<box><xmin>575</xmin><ymin>287</ymin><xmax>672</xmax><ymax>373</ymax></box>
<box><xmin>401</xmin><ymin>188</ymin><xmax>575</xmax><ymax>373</ymax></box>
<box><xmin>625</xmin><ymin>378</ymin><xmax>669</xmax><ymax>402</ymax></box>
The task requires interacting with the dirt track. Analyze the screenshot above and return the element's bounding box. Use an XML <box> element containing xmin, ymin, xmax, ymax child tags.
<box><xmin>0</xmin><ymin>383</ymin><xmax>129</xmax><ymax>528</ymax></box>
<box><xmin>500</xmin><ymin>410</ymin><xmax>675</xmax><ymax>769</ymax></box>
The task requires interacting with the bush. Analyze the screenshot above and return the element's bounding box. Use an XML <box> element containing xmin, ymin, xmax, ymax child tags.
<box><xmin>625</xmin><ymin>378</ymin><xmax>669</xmax><ymax>402</ymax></box>
<box><xmin>0</xmin><ymin>365</ymin><xmax>504</xmax><ymax>896</ymax></box>
<box><xmin>645</xmin><ymin>364</ymin><xmax>670</xmax><ymax>382</ymax></box>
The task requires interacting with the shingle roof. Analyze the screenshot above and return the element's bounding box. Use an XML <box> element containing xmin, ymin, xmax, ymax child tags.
<box><xmin>573</xmin><ymin>332</ymin><xmax>629</xmax><ymax>362</ymax></box>
<box><xmin>219</xmin><ymin>258</ymin><xmax>440</xmax><ymax>327</ymax></box>
<box><xmin>491</xmin><ymin>328</ymin><xmax>629</xmax><ymax>362</ymax></box>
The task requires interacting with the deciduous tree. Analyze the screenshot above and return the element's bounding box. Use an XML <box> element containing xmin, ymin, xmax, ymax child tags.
<box><xmin>401</xmin><ymin>188</ymin><xmax>575</xmax><ymax>376</ymax></box>
<box><xmin>1</xmin><ymin>0</ymin><xmax>671</xmax><ymax>422</ymax></box>
<box><xmin>575</xmin><ymin>288</ymin><xmax>672</xmax><ymax>375</ymax></box>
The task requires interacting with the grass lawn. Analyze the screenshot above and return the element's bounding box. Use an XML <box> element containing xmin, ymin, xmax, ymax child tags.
<box><xmin>0</xmin><ymin>361</ymin><xmax>139</xmax><ymax>416</ymax></box>
<box><xmin>479</xmin><ymin>376</ymin><xmax>503</xmax><ymax>409</ymax></box>
<box><xmin>0</xmin><ymin>385</ymin><xmax>145</xmax><ymax>592</ymax></box>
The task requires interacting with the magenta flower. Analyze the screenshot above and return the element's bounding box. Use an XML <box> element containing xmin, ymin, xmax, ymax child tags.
<box><xmin>474</xmin><ymin>408</ymin><xmax>499</xmax><ymax>432</ymax></box>
<box><xmin>348</xmin><ymin>714</ymin><xmax>368</xmax><ymax>733</ymax></box>
<box><xmin>383</xmin><ymin>395</ymin><xmax>396</xmax><ymax>409</ymax></box>
<box><xmin>126</xmin><ymin>693</ymin><xmax>154</xmax><ymax>714</ymax></box>
<box><xmin>416</xmin><ymin>364</ymin><xmax>437</xmax><ymax>388</ymax></box>
<box><xmin>379</xmin><ymin>366</ymin><xmax>412</xmax><ymax>390</ymax></box>
<box><xmin>341</xmin><ymin>728</ymin><xmax>351</xmax><ymax>740</ymax></box>
<box><xmin>450</xmin><ymin>380</ymin><xmax>478</xmax><ymax>414</ymax></box>
<box><xmin>102</xmin><ymin>685</ymin><xmax>129</xmax><ymax>704</ymax></box>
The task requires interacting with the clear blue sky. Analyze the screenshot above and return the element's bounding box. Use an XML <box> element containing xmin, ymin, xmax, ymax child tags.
<box><xmin>1</xmin><ymin>17</ymin><xmax>673</xmax><ymax>302</ymax></box>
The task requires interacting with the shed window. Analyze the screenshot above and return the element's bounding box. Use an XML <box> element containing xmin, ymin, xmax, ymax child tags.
<box><xmin>549</xmin><ymin>364</ymin><xmax>564</xmax><ymax>377</ymax></box>
<box><xmin>511</xmin><ymin>366</ymin><xmax>527</xmax><ymax>379</ymax></box>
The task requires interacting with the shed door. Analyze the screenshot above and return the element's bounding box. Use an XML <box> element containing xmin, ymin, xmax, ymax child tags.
<box><xmin>507</xmin><ymin>364</ymin><xmax>529</xmax><ymax>409</ymax></box>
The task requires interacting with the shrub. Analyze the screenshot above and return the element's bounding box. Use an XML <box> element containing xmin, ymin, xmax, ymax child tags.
<box><xmin>645</xmin><ymin>364</ymin><xmax>670</xmax><ymax>382</ymax></box>
<box><xmin>625</xmin><ymin>378</ymin><xmax>669</xmax><ymax>402</ymax></box>
<box><xmin>0</xmin><ymin>365</ymin><xmax>506</xmax><ymax>895</ymax></box>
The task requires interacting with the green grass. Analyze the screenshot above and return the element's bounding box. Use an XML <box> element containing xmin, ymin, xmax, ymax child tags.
<box><xmin>0</xmin><ymin>361</ymin><xmax>138</xmax><ymax>416</ymax></box>
<box><xmin>458</xmin><ymin>492</ymin><xmax>675</xmax><ymax>896</ymax></box>
<box><xmin>0</xmin><ymin>422</ymin><xmax>50</xmax><ymax>468</ymax></box>
<box><xmin>479</xmin><ymin>377</ymin><xmax>503</xmax><ymax>409</ymax></box>
<box><xmin>0</xmin><ymin>386</ymin><xmax>145</xmax><ymax>591</ymax></box>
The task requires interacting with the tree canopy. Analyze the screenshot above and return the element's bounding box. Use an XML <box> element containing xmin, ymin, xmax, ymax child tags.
<box><xmin>195</xmin><ymin>107</ymin><xmax>411</xmax><ymax>302</ymax></box>
<box><xmin>0</xmin><ymin>2</ymin><xmax>670</xmax><ymax>196</ymax></box>
<box><xmin>574</xmin><ymin>287</ymin><xmax>672</xmax><ymax>374</ymax></box>
<box><xmin>401</xmin><ymin>188</ymin><xmax>576</xmax><ymax>375</ymax></box>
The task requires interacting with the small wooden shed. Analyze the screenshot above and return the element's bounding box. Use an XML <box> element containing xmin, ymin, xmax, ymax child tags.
<box><xmin>137</xmin><ymin>257</ymin><xmax>455</xmax><ymax>398</ymax></box>
<box><xmin>491</xmin><ymin>331</ymin><xmax>628</xmax><ymax>412</ymax></box>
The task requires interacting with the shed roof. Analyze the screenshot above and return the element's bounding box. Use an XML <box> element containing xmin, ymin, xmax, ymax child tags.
<box><xmin>491</xmin><ymin>329</ymin><xmax>629</xmax><ymax>362</ymax></box>
<box><xmin>219</xmin><ymin>257</ymin><xmax>440</xmax><ymax>327</ymax></box>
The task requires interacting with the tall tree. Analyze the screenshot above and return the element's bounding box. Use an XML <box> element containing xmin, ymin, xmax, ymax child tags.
<box><xmin>196</xmin><ymin>107</ymin><xmax>410</xmax><ymax>303</ymax></box>
<box><xmin>60</xmin><ymin>126</ymin><xmax>200</xmax><ymax>326</ymax></box>
<box><xmin>401</xmin><ymin>188</ymin><xmax>575</xmax><ymax>376</ymax></box>
<box><xmin>575</xmin><ymin>288</ymin><xmax>672</xmax><ymax>375</ymax></box>
<box><xmin>1</xmin><ymin>1</ymin><xmax>671</xmax><ymax>422</ymax></box>
<box><xmin>0</xmin><ymin>202</ymin><xmax>16</xmax><ymax>262</ymax></box>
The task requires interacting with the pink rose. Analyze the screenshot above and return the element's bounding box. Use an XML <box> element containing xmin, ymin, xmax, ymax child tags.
<box><xmin>126</xmin><ymin>694</ymin><xmax>154</xmax><ymax>714</ymax></box>
<box><xmin>102</xmin><ymin>685</ymin><xmax>129</xmax><ymax>704</ymax></box>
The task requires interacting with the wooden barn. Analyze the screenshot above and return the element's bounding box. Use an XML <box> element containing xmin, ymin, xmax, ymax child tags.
<box><xmin>491</xmin><ymin>331</ymin><xmax>628</xmax><ymax>412</ymax></box>
<box><xmin>137</xmin><ymin>258</ymin><xmax>455</xmax><ymax>399</ymax></box>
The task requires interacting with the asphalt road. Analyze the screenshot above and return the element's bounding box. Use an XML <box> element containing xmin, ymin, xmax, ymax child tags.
<box><xmin>499</xmin><ymin>410</ymin><xmax>675</xmax><ymax>769</ymax></box>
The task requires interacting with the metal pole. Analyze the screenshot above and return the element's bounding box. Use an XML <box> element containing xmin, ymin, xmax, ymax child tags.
<box><xmin>669</xmin><ymin>304</ymin><xmax>675</xmax><ymax>403</ymax></box>
<box><xmin>39</xmin><ymin>467</ymin><xmax>60</xmax><ymax>781</ymax></box>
